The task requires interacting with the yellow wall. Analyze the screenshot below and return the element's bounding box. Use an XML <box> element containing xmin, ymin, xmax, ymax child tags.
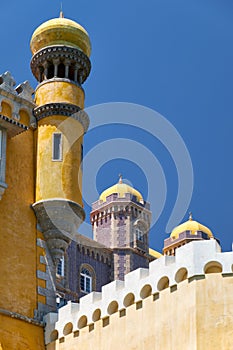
<box><xmin>0</xmin><ymin>129</ymin><xmax>45</xmax><ymax>349</ymax></box>
<box><xmin>1</xmin><ymin>101</ymin><xmax>12</xmax><ymax>118</ymax></box>
<box><xmin>19</xmin><ymin>109</ymin><xmax>30</xmax><ymax>126</ymax></box>
<box><xmin>0</xmin><ymin>130</ymin><xmax>37</xmax><ymax>316</ymax></box>
<box><xmin>0</xmin><ymin>314</ymin><xmax>45</xmax><ymax>350</ymax></box>
<box><xmin>46</xmin><ymin>274</ymin><xmax>233</xmax><ymax>350</ymax></box>
<box><xmin>36</xmin><ymin>116</ymin><xmax>84</xmax><ymax>205</ymax></box>
<box><xmin>35</xmin><ymin>81</ymin><xmax>84</xmax><ymax>108</ymax></box>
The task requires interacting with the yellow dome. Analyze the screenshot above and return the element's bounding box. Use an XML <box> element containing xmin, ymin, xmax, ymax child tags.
<box><xmin>99</xmin><ymin>176</ymin><xmax>144</xmax><ymax>203</ymax></box>
<box><xmin>170</xmin><ymin>214</ymin><xmax>213</xmax><ymax>239</ymax></box>
<box><xmin>30</xmin><ymin>16</ymin><xmax>91</xmax><ymax>57</ymax></box>
<box><xmin>149</xmin><ymin>248</ymin><xmax>162</xmax><ymax>259</ymax></box>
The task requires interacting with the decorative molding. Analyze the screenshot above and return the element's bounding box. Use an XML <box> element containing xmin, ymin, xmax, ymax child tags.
<box><xmin>0</xmin><ymin>114</ymin><xmax>28</xmax><ymax>138</ymax></box>
<box><xmin>33</xmin><ymin>103</ymin><xmax>90</xmax><ymax>133</ymax></box>
<box><xmin>0</xmin><ymin>308</ymin><xmax>44</xmax><ymax>327</ymax></box>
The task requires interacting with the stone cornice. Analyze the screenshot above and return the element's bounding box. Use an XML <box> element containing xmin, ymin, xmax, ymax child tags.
<box><xmin>33</xmin><ymin>103</ymin><xmax>90</xmax><ymax>133</ymax></box>
<box><xmin>0</xmin><ymin>308</ymin><xmax>44</xmax><ymax>327</ymax></box>
<box><xmin>0</xmin><ymin>114</ymin><xmax>28</xmax><ymax>137</ymax></box>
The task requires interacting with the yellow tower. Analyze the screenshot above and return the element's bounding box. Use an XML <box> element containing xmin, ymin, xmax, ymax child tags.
<box><xmin>31</xmin><ymin>14</ymin><xmax>91</xmax><ymax>265</ymax></box>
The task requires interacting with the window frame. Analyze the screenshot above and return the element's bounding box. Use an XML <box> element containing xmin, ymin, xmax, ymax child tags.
<box><xmin>52</xmin><ymin>132</ymin><xmax>63</xmax><ymax>161</ymax></box>
<box><xmin>0</xmin><ymin>127</ymin><xmax>7</xmax><ymax>198</ymax></box>
<box><xmin>79</xmin><ymin>264</ymin><xmax>96</xmax><ymax>294</ymax></box>
<box><xmin>80</xmin><ymin>268</ymin><xmax>92</xmax><ymax>294</ymax></box>
<box><xmin>56</xmin><ymin>256</ymin><xmax>65</xmax><ymax>277</ymax></box>
<box><xmin>135</xmin><ymin>228</ymin><xmax>144</xmax><ymax>242</ymax></box>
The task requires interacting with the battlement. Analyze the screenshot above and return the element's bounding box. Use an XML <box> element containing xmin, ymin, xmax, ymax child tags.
<box><xmin>0</xmin><ymin>71</ymin><xmax>36</xmax><ymax>133</ymax></box>
<box><xmin>44</xmin><ymin>240</ymin><xmax>233</xmax><ymax>346</ymax></box>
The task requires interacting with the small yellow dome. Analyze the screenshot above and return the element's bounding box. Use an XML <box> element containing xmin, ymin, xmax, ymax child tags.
<box><xmin>170</xmin><ymin>214</ymin><xmax>213</xmax><ymax>239</ymax></box>
<box><xmin>149</xmin><ymin>248</ymin><xmax>162</xmax><ymax>259</ymax></box>
<box><xmin>30</xmin><ymin>16</ymin><xmax>91</xmax><ymax>57</ymax></box>
<box><xmin>99</xmin><ymin>176</ymin><xmax>144</xmax><ymax>203</ymax></box>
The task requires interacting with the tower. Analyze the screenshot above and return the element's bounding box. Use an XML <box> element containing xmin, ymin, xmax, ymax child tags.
<box><xmin>163</xmin><ymin>213</ymin><xmax>217</xmax><ymax>256</ymax></box>
<box><xmin>91</xmin><ymin>176</ymin><xmax>152</xmax><ymax>280</ymax></box>
<box><xmin>30</xmin><ymin>14</ymin><xmax>91</xmax><ymax>266</ymax></box>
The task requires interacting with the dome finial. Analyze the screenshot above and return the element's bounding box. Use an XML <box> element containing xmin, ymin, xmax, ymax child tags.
<box><xmin>60</xmin><ymin>2</ymin><xmax>64</xmax><ymax>18</ymax></box>
<box><xmin>118</xmin><ymin>174</ymin><xmax>123</xmax><ymax>184</ymax></box>
<box><xmin>189</xmin><ymin>212</ymin><xmax>193</xmax><ymax>221</ymax></box>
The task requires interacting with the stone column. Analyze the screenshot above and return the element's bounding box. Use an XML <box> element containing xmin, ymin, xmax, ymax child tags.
<box><xmin>53</xmin><ymin>59</ymin><xmax>60</xmax><ymax>78</ymax></box>
<box><xmin>74</xmin><ymin>64</ymin><xmax>80</xmax><ymax>83</ymax></box>
<box><xmin>43</xmin><ymin>62</ymin><xmax>49</xmax><ymax>80</ymax></box>
<box><xmin>64</xmin><ymin>60</ymin><xmax>70</xmax><ymax>79</ymax></box>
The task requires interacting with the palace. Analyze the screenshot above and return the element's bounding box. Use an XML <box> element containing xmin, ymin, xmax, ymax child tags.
<box><xmin>0</xmin><ymin>12</ymin><xmax>232</xmax><ymax>350</ymax></box>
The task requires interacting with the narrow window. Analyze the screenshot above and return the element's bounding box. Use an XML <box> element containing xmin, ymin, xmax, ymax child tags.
<box><xmin>80</xmin><ymin>268</ymin><xmax>92</xmax><ymax>293</ymax></box>
<box><xmin>57</xmin><ymin>256</ymin><xmax>65</xmax><ymax>277</ymax></box>
<box><xmin>52</xmin><ymin>133</ymin><xmax>62</xmax><ymax>161</ymax></box>
<box><xmin>81</xmin><ymin>143</ymin><xmax>83</xmax><ymax>171</ymax></box>
<box><xmin>0</xmin><ymin>130</ymin><xmax>2</xmax><ymax>161</ymax></box>
<box><xmin>0</xmin><ymin>128</ymin><xmax>7</xmax><ymax>199</ymax></box>
<box><xmin>135</xmin><ymin>228</ymin><xmax>143</xmax><ymax>241</ymax></box>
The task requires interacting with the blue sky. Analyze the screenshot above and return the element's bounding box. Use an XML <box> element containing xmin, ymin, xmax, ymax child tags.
<box><xmin>1</xmin><ymin>0</ymin><xmax>232</xmax><ymax>252</ymax></box>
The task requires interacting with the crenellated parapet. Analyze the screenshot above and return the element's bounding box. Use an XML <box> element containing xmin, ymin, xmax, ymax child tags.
<box><xmin>44</xmin><ymin>240</ymin><xmax>233</xmax><ymax>346</ymax></box>
<box><xmin>0</xmin><ymin>71</ymin><xmax>36</xmax><ymax>133</ymax></box>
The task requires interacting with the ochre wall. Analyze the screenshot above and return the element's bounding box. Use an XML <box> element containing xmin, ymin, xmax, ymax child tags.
<box><xmin>35</xmin><ymin>81</ymin><xmax>84</xmax><ymax>108</ymax></box>
<box><xmin>46</xmin><ymin>274</ymin><xmax>233</xmax><ymax>350</ymax></box>
<box><xmin>0</xmin><ymin>130</ymin><xmax>37</xmax><ymax>316</ymax></box>
<box><xmin>36</xmin><ymin>116</ymin><xmax>84</xmax><ymax>205</ymax></box>
<box><xmin>0</xmin><ymin>129</ymin><xmax>45</xmax><ymax>349</ymax></box>
<box><xmin>0</xmin><ymin>314</ymin><xmax>45</xmax><ymax>350</ymax></box>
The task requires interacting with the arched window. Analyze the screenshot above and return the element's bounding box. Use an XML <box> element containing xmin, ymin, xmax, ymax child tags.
<box><xmin>80</xmin><ymin>267</ymin><xmax>92</xmax><ymax>293</ymax></box>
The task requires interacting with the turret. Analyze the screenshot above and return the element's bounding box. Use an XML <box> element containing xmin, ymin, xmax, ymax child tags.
<box><xmin>91</xmin><ymin>176</ymin><xmax>152</xmax><ymax>280</ymax></box>
<box><xmin>163</xmin><ymin>213</ymin><xmax>219</xmax><ymax>256</ymax></box>
<box><xmin>31</xmin><ymin>13</ymin><xmax>91</xmax><ymax>265</ymax></box>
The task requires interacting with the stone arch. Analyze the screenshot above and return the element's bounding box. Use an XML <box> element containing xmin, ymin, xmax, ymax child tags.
<box><xmin>92</xmin><ymin>308</ymin><xmax>101</xmax><ymax>322</ymax></box>
<box><xmin>1</xmin><ymin>100</ymin><xmax>12</xmax><ymax>118</ymax></box>
<box><xmin>58</xmin><ymin>63</ymin><xmax>65</xmax><ymax>78</ymax></box>
<box><xmin>19</xmin><ymin>108</ymin><xmax>30</xmax><ymax>125</ymax></box>
<box><xmin>107</xmin><ymin>301</ymin><xmax>118</xmax><ymax>315</ymax></box>
<box><xmin>157</xmin><ymin>276</ymin><xmax>169</xmax><ymax>291</ymax></box>
<box><xmin>175</xmin><ymin>267</ymin><xmax>188</xmax><ymax>283</ymax></box>
<box><xmin>204</xmin><ymin>261</ymin><xmax>223</xmax><ymax>274</ymax></box>
<box><xmin>140</xmin><ymin>284</ymin><xmax>152</xmax><ymax>299</ymax></box>
<box><xmin>63</xmin><ymin>322</ymin><xmax>73</xmax><ymax>336</ymax></box>
<box><xmin>123</xmin><ymin>292</ymin><xmax>135</xmax><ymax>307</ymax></box>
<box><xmin>47</xmin><ymin>63</ymin><xmax>54</xmax><ymax>79</ymax></box>
<box><xmin>78</xmin><ymin>315</ymin><xmax>87</xmax><ymax>329</ymax></box>
<box><xmin>50</xmin><ymin>330</ymin><xmax>59</xmax><ymax>342</ymax></box>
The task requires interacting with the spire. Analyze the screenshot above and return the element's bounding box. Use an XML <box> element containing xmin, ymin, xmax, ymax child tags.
<box><xmin>189</xmin><ymin>212</ymin><xmax>193</xmax><ymax>221</ymax></box>
<box><xmin>60</xmin><ymin>2</ymin><xmax>64</xmax><ymax>18</ymax></box>
<box><xmin>118</xmin><ymin>174</ymin><xmax>123</xmax><ymax>184</ymax></box>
